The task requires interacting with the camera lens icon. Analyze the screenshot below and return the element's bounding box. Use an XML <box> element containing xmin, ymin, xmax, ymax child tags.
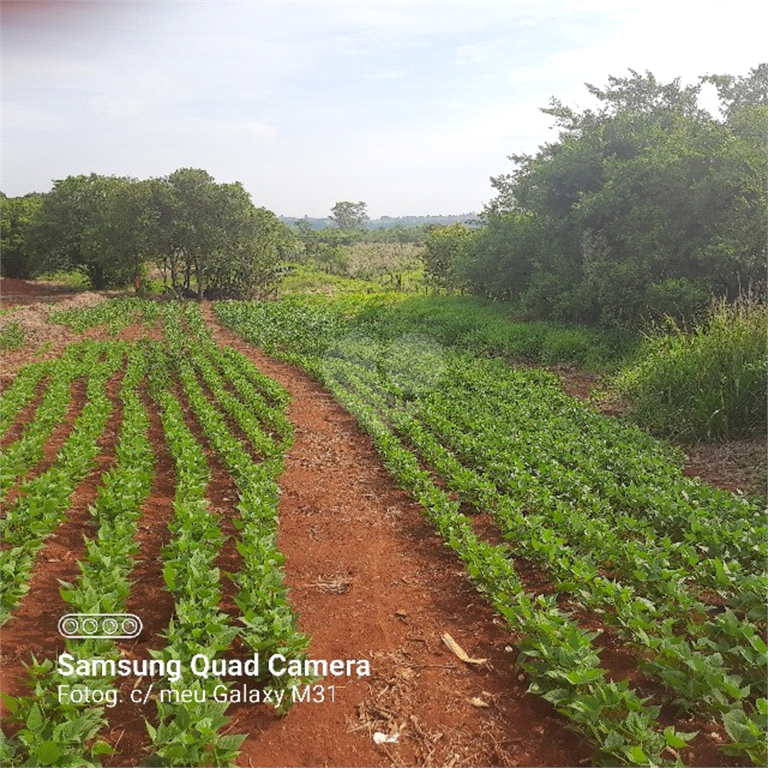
<box><xmin>58</xmin><ymin>613</ymin><xmax>143</xmax><ymax>639</ymax></box>
<box><xmin>80</xmin><ymin>617</ymin><xmax>99</xmax><ymax>635</ymax></box>
<box><xmin>61</xmin><ymin>617</ymin><xmax>80</xmax><ymax>636</ymax></box>
<box><xmin>101</xmin><ymin>618</ymin><xmax>119</xmax><ymax>635</ymax></box>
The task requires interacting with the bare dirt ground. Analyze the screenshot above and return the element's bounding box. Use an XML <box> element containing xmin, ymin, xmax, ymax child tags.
<box><xmin>0</xmin><ymin>277</ymin><xmax>110</xmax><ymax>379</ymax></box>
<box><xmin>0</xmin><ymin>277</ymin><xmax>89</xmax><ymax>306</ymax></box>
<box><xmin>202</xmin><ymin>306</ymin><xmax>739</xmax><ymax>768</ymax></box>
<box><xmin>202</xmin><ymin>304</ymin><xmax>588</xmax><ymax>767</ymax></box>
<box><xmin>1</xmin><ymin>286</ymin><xmax>587</xmax><ymax>766</ymax></box>
<box><xmin>0</xmin><ymin>371</ymin><xmax>124</xmax><ymax>704</ymax></box>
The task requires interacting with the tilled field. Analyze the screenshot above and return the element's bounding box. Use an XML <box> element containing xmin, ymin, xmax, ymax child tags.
<box><xmin>0</xmin><ymin>290</ymin><xmax>765</xmax><ymax>768</ymax></box>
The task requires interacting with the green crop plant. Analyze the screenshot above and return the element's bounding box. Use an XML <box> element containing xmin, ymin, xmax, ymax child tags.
<box><xmin>50</xmin><ymin>297</ymin><xmax>160</xmax><ymax>334</ymax></box>
<box><xmin>1</xmin><ymin>343</ymin><xmax>126</xmax><ymax>622</ymax></box>
<box><xmin>0</xmin><ymin>321</ymin><xmax>26</xmax><ymax>351</ymax></box>
<box><xmin>3</xmin><ymin>342</ymin><xmax>154</xmax><ymax>767</ymax></box>
<box><xmin>0</xmin><ymin>343</ymin><xmax>100</xmax><ymax>500</ymax></box>
<box><xmin>0</xmin><ymin>361</ymin><xmax>52</xmax><ymax>438</ymax></box>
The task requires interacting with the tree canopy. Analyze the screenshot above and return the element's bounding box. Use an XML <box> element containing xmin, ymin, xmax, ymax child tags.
<box><xmin>456</xmin><ymin>65</ymin><xmax>767</xmax><ymax>326</ymax></box>
<box><xmin>2</xmin><ymin>169</ymin><xmax>293</xmax><ymax>297</ymax></box>
<box><xmin>329</xmin><ymin>201</ymin><xmax>368</xmax><ymax>230</ymax></box>
<box><xmin>0</xmin><ymin>192</ymin><xmax>44</xmax><ymax>279</ymax></box>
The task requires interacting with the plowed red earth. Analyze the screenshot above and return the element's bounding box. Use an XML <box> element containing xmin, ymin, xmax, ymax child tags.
<box><xmin>0</xmin><ymin>283</ymin><xmax>758</xmax><ymax>767</ymax></box>
<box><xmin>201</xmin><ymin>306</ymin><xmax>589</xmax><ymax>767</ymax></box>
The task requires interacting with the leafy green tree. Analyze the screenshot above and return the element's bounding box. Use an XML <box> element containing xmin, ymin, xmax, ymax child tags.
<box><xmin>146</xmin><ymin>169</ymin><xmax>290</xmax><ymax>298</ymax></box>
<box><xmin>162</xmin><ymin>168</ymin><xmax>225</xmax><ymax>298</ymax></box>
<box><xmin>460</xmin><ymin>212</ymin><xmax>540</xmax><ymax>300</ymax></box>
<box><xmin>422</xmin><ymin>223</ymin><xmax>475</xmax><ymax>292</ymax></box>
<box><xmin>16</xmin><ymin>168</ymin><xmax>290</xmax><ymax>298</ymax></box>
<box><xmin>0</xmin><ymin>192</ymin><xmax>43</xmax><ymax>278</ymax></box>
<box><xmin>329</xmin><ymin>201</ymin><xmax>368</xmax><ymax>230</ymax></box>
<box><xmin>703</xmin><ymin>63</ymin><xmax>768</xmax><ymax>120</ymax></box>
<box><xmin>484</xmin><ymin>66</ymin><xmax>767</xmax><ymax>326</ymax></box>
<box><xmin>204</xmin><ymin>205</ymin><xmax>297</xmax><ymax>298</ymax></box>
<box><xmin>27</xmin><ymin>174</ymin><xmax>139</xmax><ymax>288</ymax></box>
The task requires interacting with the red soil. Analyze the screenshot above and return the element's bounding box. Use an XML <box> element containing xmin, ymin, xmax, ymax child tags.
<box><xmin>202</xmin><ymin>304</ymin><xmax>589</xmax><ymax>767</ymax></box>
<box><xmin>0</xmin><ymin>277</ymin><xmax>87</xmax><ymax>307</ymax></box>
<box><xmin>1</xmin><ymin>370</ymin><xmax>125</xmax><ymax>705</ymax></box>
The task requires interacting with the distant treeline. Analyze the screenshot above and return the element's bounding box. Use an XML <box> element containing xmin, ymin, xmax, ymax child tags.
<box><xmin>3</xmin><ymin>66</ymin><xmax>765</xmax><ymax>327</ymax></box>
<box><xmin>280</xmin><ymin>213</ymin><xmax>479</xmax><ymax>231</ymax></box>
<box><xmin>422</xmin><ymin>66</ymin><xmax>767</xmax><ymax>327</ymax></box>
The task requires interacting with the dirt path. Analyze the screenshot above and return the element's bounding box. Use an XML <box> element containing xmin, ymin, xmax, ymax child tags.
<box><xmin>201</xmin><ymin>304</ymin><xmax>588</xmax><ymax>768</ymax></box>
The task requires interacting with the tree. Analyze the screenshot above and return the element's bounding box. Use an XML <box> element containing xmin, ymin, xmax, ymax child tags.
<box><xmin>460</xmin><ymin>212</ymin><xmax>540</xmax><ymax>300</ymax></box>
<box><xmin>422</xmin><ymin>223</ymin><xmax>475</xmax><ymax>292</ymax></box>
<box><xmin>329</xmin><ymin>201</ymin><xmax>368</xmax><ymax>230</ymax></box>
<box><xmin>482</xmin><ymin>66</ymin><xmax>767</xmax><ymax>326</ymax></box>
<box><xmin>1</xmin><ymin>193</ymin><xmax>43</xmax><ymax>278</ymax></box>
<box><xmin>703</xmin><ymin>63</ymin><xmax>768</xmax><ymax>120</ymax></box>
<box><xmin>204</xmin><ymin>204</ymin><xmax>296</xmax><ymax>298</ymax></box>
<box><xmin>145</xmin><ymin>169</ymin><xmax>290</xmax><ymax>299</ymax></box>
<box><xmin>13</xmin><ymin>168</ymin><xmax>289</xmax><ymax>298</ymax></box>
<box><xmin>27</xmin><ymin>174</ymin><xmax>140</xmax><ymax>288</ymax></box>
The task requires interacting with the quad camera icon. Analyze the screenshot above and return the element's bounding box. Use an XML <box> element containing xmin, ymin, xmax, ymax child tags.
<box><xmin>58</xmin><ymin>613</ymin><xmax>143</xmax><ymax>639</ymax></box>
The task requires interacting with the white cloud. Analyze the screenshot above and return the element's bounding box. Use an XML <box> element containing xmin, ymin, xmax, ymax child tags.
<box><xmin>550</xmin><ymin>1</ymin><xmax>764</xmax><ymax>94</ymax></box>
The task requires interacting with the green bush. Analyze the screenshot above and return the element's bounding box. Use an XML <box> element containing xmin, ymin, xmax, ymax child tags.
<box><xmin>615</xmin><ymin>298</ymin><xmax>767</xmax><ymax>441</ymax></box>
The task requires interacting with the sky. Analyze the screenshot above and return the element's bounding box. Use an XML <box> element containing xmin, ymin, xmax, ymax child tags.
<box><xmin>1</xmin><ymin>0</ymin><xmax>765</xmax><ymax>218</ymax></box>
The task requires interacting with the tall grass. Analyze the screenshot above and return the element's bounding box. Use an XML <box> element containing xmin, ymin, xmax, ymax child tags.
<box><xmin>615</xmin><ymin>298</ymin><xmax>767</xmax><ymax>441</ymax></box>
<box><xmin>350</xmin><ymin>295</ymin><xmax>635</xmax><ymax>369</ymax></box>
<box><xmin>216</xmin><ymin>292</ymin><xmax>635</xmax><ymax>370</ymax></box>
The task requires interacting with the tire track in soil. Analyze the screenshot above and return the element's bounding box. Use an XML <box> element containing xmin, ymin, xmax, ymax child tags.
<box><xmin>2</xmin><ymin>377</ymin><xmax>89</xmax><ymax>512</ymax></box>
<box><xmin>0</xmin><ymin>369</ymin><xmax>125</xmax><ymax>713</ymax></box>
<box><xmin>202</xmin><ymin>303</ymin><xmax>589</xmax><ymax>768</ymax></box>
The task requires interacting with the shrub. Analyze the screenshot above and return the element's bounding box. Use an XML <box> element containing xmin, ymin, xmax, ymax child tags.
<box><xmin>614</xmin><ymin>298</ymin><xmax>767</xmax><ymax>441</ymax></box>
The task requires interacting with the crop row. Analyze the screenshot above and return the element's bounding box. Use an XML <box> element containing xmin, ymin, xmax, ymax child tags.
<box><xmin>1</xmin><ymin>342</ymin><xmax>127</xmax><ymax>623</ymax></box>
<box><xmin>168</xmin><ymin>304</ymin><xmax>308</xmax><ymax>681</ymax></box>
<box><xmin>128</xmin><ymin>303</ymin><xmax>307</xmax><ymax>767</ymax></box>
<box><xmin>324</xmin><ymin>357</ymin><xmax>695</xmax><ymax>766</ymax></box>
<box><xmin>144</xmin><ymin>335</ymin><xmax>247</xmax><ymax>768</ymax></box>
<box><xmin>419</xmin><ymin>359</ymin><xmax>765</xmax><ymax>581</ymax></box>
<box><xmin>2</xmin><ymin>341</ymin><xmax>153</xmax><ymax>767</ymax></box>
<box><xmin>1</xmin><ymin>301</ymin><xmax>307</xmax><ymax>767</ymax></box>
<box><xmin>0</xmin><ymin>360</ymin><xmax>52</xmax><ymax>439</ymax></box>
<box><xmin>49</xmin><ymin>297</ymin><xmax>160</xmax><ymax>334</ymax></box>
<box><xmin>1</xmin><ymin>344</ymin><xmax>99</xmax><ymax>501</ymax></box>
